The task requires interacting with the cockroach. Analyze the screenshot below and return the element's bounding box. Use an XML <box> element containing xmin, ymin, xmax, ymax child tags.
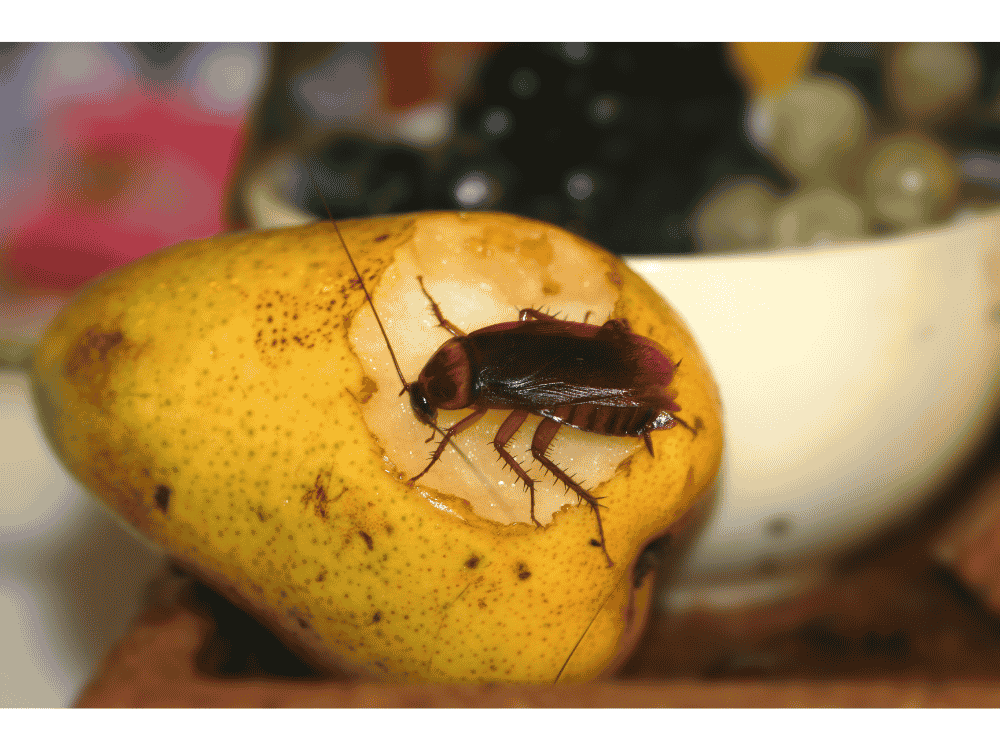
<box><xmin>311</xmin><ymin>174</ymin><xmax>694</xmax><ymax>567</ymax></box>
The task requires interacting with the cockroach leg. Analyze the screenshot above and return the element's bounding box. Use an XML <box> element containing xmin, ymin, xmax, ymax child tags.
<box><xmin>670</xmin><ymin>414</ymin><xmax>697</xmax><ymax>437</ymax></box>
<box><xmin>518</xmin><ymin>308</ymin><xmax>561</xmax><ymax>323</ymax></box>
<box><xmin>530</xmin><ymin>417</ymin><xmax>613</xmax><ymax>567</ymax></box>
<box><xmin>491</xmin><ymin>410</ymin><xmax>540</xmax><ymax>526</ymax></box>
<box><xmin>416</xmin><ymin>276</ymin><xmax>466</xmax><ymax>337</ymax></box>
<box><xmin>643</xmin><ymin>431</ymin><xmax>655</xmax><ymax>456</ymax></box>
<box><xmin>410</xmin><ymin>407</ymin><xmax>488</xmax><ymax>484</ymax></box>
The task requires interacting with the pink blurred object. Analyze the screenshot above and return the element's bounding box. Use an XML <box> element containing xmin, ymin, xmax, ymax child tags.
<box><xmin>5</xmin><ymin>87</ymin><xmax>246</xmax><ymax>291</ymax></box>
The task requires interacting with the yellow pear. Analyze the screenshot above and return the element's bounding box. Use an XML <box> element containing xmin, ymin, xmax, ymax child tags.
<box><xmin>32</xmin><ymin>212</ymin><xmax>722</xmax><ymax>682</ymax></box>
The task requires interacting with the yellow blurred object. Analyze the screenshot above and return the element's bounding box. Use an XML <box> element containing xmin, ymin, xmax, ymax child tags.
<box><xmin>727</xmin><ymin>42</ymin><xmax>818</xmax><ymax>95</ymax></box>
<box><xmin>31</xmin><ymin>213</ymin><xmax>723</xmax><ymax>683</ymax></box>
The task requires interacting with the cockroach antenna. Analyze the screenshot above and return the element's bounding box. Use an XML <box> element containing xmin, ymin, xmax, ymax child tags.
<box><xmin>300</xmin><ymin>157</ymin><xmax>410</xmax><ymax>395</ymax></box>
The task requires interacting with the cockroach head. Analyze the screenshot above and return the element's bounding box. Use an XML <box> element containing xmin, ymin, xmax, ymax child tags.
<box><xmin>409</xmin><ymin>382</ymin><xmax>438</xmax><ymax>427</ymax></box>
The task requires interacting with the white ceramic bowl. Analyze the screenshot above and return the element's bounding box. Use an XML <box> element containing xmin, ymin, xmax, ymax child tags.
<box><xmin>629</xmin><ymin>209</ymin><xmax>1000</xmax><ymax>609</ymax></box>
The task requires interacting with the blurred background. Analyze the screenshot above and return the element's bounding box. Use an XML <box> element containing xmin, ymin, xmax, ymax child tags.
<box><xmin>4</xmin><ymin>42</ymin><xmax>1000</xmax><ymax>706</ymax></box>
<box><xmin>6</xmin><ymin>42</ymin><xmax>1000</xmax><ymax>295</ymax></box>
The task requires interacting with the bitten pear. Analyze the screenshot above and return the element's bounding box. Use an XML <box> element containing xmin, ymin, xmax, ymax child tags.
<box><xmin>32</xmin><ymin>212</ymin><xmax>722</xmax><ymax>682</ymax></box>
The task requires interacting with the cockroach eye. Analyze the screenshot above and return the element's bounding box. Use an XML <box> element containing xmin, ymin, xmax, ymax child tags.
<box><xmin>409</xmin><ymin>383</ymin><xmax>437</xmax><ymax>426</ymax></box>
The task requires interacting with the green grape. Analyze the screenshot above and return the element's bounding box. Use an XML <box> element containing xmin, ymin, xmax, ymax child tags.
<box><xmin>887</xmin><ymin>43</ymin><xmax>981</xmax><ymax>126</ymax></box>
<box><xmin>770</xmin><ymin>186</ymin><xmax>866</xmax><ymax>247</ymax></box>
<box><xmin>692</xmin><ymin>178</ymin><xmax>778</xmax><ymax>251</ymax></box>
<box><xmin>746</xmin><ymin>74</ymin><xmax>872</xmax><ymax>186</ymax></box>
<box><xmin>862</xmin><ymin>134</ymin><xmax>959</xmax><ymax>231</ymax></box>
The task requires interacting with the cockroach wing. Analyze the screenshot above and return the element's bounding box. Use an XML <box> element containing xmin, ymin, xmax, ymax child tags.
<box><xmin>467</xmin><ymin>319</ymin><xmax>680</xmax><ymax>412</ymax></box>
